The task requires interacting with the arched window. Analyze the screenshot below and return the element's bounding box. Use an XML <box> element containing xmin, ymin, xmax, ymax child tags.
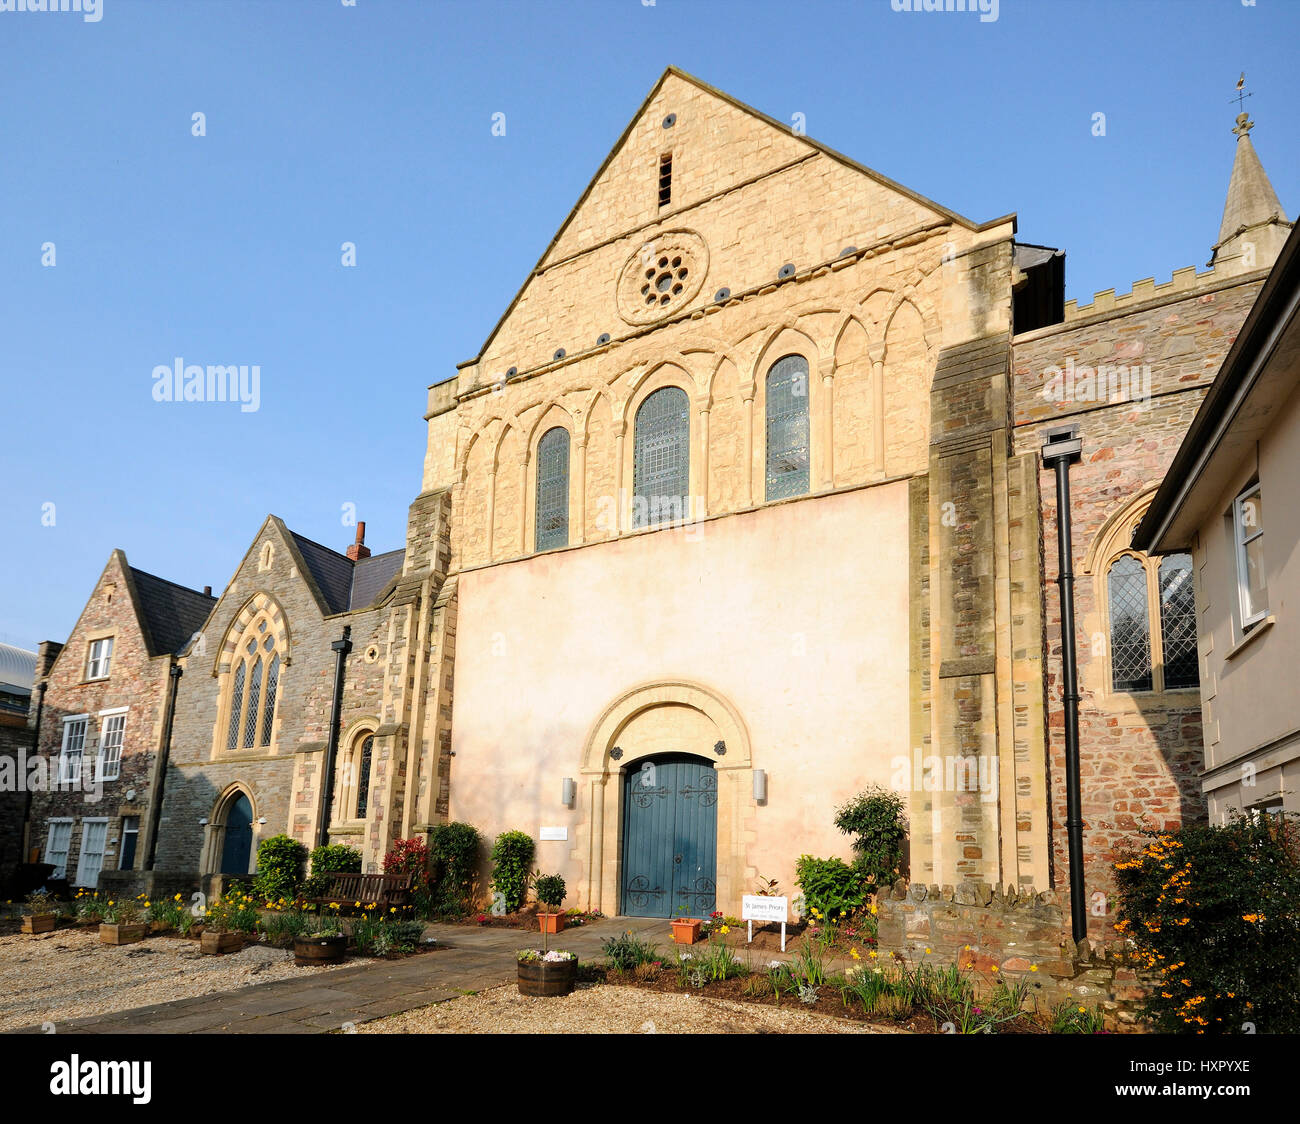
<box><xmin>1106</xmin><ymin>551</ymin><xmax>1197</xmax><ymax>694</ymax></box>
<box><xmin>633</xmin><ymin>386</ymin><xmax>690</xmax><ymax>528</ymax></box>
<box><xmin>535</xmin><ymin>427</ymin><xmax>570</xmax><ymax>551</ymax></box>
<box><xmin>221</xmin><ymin>607</ymin><xmax>285</xmax><ymax>752</ymax></box>
<box><xmin>765</xmin><ymin>354</ymin><xmax>810</xmax><ymax>500</ymax></box>
<box><xmin>354</xmin><ymin>734</ymin><xmax>374</xmax><ymax>819</ymax></box>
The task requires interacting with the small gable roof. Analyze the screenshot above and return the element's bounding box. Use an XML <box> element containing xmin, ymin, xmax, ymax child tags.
<box><xmin>128</xmin><ymin>567</ymin><xmax>217</xmax><ymax>657</ymax></box>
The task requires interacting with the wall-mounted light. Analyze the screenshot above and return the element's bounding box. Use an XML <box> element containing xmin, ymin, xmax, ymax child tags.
<box><xmin>753</xmin><ymin>770</ymin><xmax>767</xmax><ymax>804</ymax></box>
<box><xmin>257</xmin><ymin>818</ymin><xmax>267</xmax><ymax>825</ymax></box>
<box><xmin>561</xmin><ymin>778</ymin><xmax>576</xmax><ymax>808</ymax></box>
<box><xmin>199</xmin><ymin>818</ymin><xmax>208</xmax><ymax>826</ymax></box>
<box><xmin>125</xmin><ymin>789</ymin><xmax>136</xmax><ymax>801</ymax></box>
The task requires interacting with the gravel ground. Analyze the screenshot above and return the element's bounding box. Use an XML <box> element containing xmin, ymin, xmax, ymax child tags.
<box><xmin>359</xmin><ymin>982</ymin><xmax>905</xmax><ymax>1034</ymax></box>
<box><xmin>0</xmin><ymin>928</ymin><xmax>341</xmax><ymax>1031</ymax></box>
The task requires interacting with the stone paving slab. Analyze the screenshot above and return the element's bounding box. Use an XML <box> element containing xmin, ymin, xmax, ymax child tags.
<box><xmin>5</xmin><ymin>916</ymin><xmax>668</xmax><ymax>1035</ymax></box>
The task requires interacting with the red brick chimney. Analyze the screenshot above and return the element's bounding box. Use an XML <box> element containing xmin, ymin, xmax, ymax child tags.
<box><xmin>346</xmin><ymin>521</ymin><xmax>371</xmax><ymax>561</ymax></box>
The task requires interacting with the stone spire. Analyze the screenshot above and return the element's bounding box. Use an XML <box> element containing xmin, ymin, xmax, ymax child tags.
<box><xmin>1209</xmin><ymin>110</ymin><xmax>1291</xmax><ymax>275</ymax></box>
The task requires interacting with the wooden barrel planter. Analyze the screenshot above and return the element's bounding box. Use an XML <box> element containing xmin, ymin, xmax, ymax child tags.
<box><xmin>199</xmin><ymin>931</ymin><xmax>244</xmax><ymax>955</ymax></box>
<box><xmin>21</xmin><ymin>913</ymin><xmax>57</xmax><ymax>935</ymax></box>
<box><xmin>517</xmin><ymin>957</ymin><xmax>578</xmax><ymax>998</ymax></box>
<box><xmin>294</xmin><ymin>934</ymin><xmax>347</xmax><ymax>966</ymax></box>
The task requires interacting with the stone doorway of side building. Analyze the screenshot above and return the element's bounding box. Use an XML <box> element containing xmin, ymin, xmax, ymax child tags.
<box><xmin>620</xmin><ymin>754</ymin><xmax>717</xmax><ymax>919</ymax></box>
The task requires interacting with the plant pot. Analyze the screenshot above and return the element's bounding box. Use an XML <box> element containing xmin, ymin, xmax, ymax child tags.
<box><xmin>517</xmin><ymin>956</ymin><xmax>578</xmax><ymax>997</ymax></box>
<box><xmin>199</xmin><ymin>931</ymin><xmax>244</xmax><ymax>955</ymax></box>
<box><xmin>150</xmin><ymin>920</ymin><xmax>172</xmax><ymax>934</ymax></box>
<box><xmin>671</xmin><ymin>918</ymin><xmax>702</xmax><ymax>945</ymax></box>
<box><xmin>537</xmin><ymin>912</ymin><xmax>565</xmax><ymax>935</ymax></box>
<box><xmin>22</xmin><ymin>913</ymin><xmax>57</xmax><ymax>934</ymax></box>
<box><xmin>99</xmin><ymin>922</ymin><xmax>147</xmax><ymax>946</ymax></box>
<box><xmin>294</xmin><ymin>934</ymin><xmax>347</xmax><ymax>966</ymax></box>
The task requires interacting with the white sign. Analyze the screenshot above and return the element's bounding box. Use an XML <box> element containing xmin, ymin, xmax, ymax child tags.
<box><xmin>742</xmin><ymin>894</ymin><xmax>789</xmax><ymax>952</ymax></box>
<box><xmin>742</xmin><ymin>894</ymin><xmax>788</xmax><ymax>923</ymax></box>
<box><xmin>539</xmin><ymin>826</ymin><xmax>568</xmax><ymax>841</ymax></box>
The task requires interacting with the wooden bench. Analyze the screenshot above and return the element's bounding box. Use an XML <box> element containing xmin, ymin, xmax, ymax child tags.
<box><xmin>305</xmin><ymin>871</ymin><xmax>416</xmax><ymax>910</ymax></box>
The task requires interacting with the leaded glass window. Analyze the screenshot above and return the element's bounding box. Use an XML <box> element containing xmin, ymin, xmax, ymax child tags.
<box><xmin>226</xmin><ymin>661</ymin><xmax>245</xmax><ymax>750</ymax></box>
<box><xmin>633</xmin><ymin>386</ymin><xmax>690</xmax><ymax>528</ymax></box>
<box><xmin>535</xmin><ymin>427</ymin><xmax>570</xmax><ymax>551</ymax></box>
<box><xmin>355</xmin><ymin>734</ymin><xmax>374</xmax><ymax>819</ymax></box>
<box><xmin>765</xmin><ymin>354</ymin><xmax>810</xmax><ymax>500</ymax></box>
<box><xmin>1108</xmin><ymin>554</ymin><xmax>1153</xmax><ymax>692</ymax></box>
<box><xmin>260</xmin><ymin>655</ymin><xmax>279</xmax><ymax>746</ymax></box>
<box><xmin>243</xmin><ymin>658</ymin><xmax>262</xmax><ymax>749</ymax></box>
<box><xmin>1159</xmin><ymin>555</ymin><xmax>1197</xmax><ymax>690</ymax></box>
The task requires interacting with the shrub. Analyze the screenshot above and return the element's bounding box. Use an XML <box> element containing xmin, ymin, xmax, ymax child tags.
<box><xmin>428</xmin><ymin>821</ymin><xmax>480</xmax><ymax>915</ymax></box>
<box><xmin>833</xmin><ymin>786</ymin><xmax>907</xmax><ymax>889</ymax></box>
<box><xmin>534</xmin><ymin>872</ymin><xmax>566</xmax><ymax>911</ymax></box>
<box><xmin>1113</xmin><ymin>814</ymin><xmax>1300</xmax><ymax>1034</ymax></box>
<box><xmin>303</xmin><ymin>843</ymin><xmax>362</xmax><ymax>897</ymax></box>
<box><xmin>383</xmin><ymin>837</ymin><xmax>433</xmax><ymax>914</ymax></box>
<box><xmin>601</xmin><ymin>930</ymin><xmax>660</xmax><ymax>971</ymax></box>
<box><xmin>490</xmin><ymin>830</ymin><xmax>534</xmax><ymax>913</ymax></box>
<box><xmin>795</xmin><ymin>854</ymin><xmax>869</xmax><ymax>920</ymax></box>
<box><xmin>252</xmin><ymin>834</ymin><xmax>307</xmax><ymax>901</ymax></box>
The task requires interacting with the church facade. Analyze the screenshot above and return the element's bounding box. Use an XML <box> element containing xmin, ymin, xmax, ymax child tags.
<box><xmin>19</xmin><ymin>70</ymin><xmax>1291</xmax><ymax>930</ymax></box>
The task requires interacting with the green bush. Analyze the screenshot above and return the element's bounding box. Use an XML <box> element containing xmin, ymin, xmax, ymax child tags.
<box><xmin>1114</xmin><ymin>814</ymin><xmax>1300</xmax><ymax>1034</ymax></box>
<box><xmin>833</xmin><ymin>786</ymin><xmax>907</xmax><ymax>889</ymax></box>
<box><xmin>795</xmin><ymin>854</ymin><xmax>869</xmax><ymax>920</ymax></box>
<box><xmin>429</xmin><ymin>821</ymin><xmax>481</xmax><ymax>915</ymax></box>
<box><xmin>534</xmin><ymin>872</ymin><xmax>566</xmax><ymax>911</ymax></box>
<box><xmin>302</xmin><ymin>843</ymin><xmax>362</xmax><ymax>897</ymax></box>
<box><xmin>252</xmin><ymin>834</ymin><xmax>307</xmax><ymax>902</ymax></box>
<box><xmin>489</xmin><ymin>830</ymin><xmax>535</xmax><ymax>914</ymax></box>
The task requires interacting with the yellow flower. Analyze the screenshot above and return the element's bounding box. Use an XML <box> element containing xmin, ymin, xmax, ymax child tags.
<box><xmin>1077</xmin><ymin>1006</ymin><xmax>1085</xmax><ymax>1014</ymax></box>
<box><xmin>720</xmin><ymin>925</ymin><xmax>730</xmax><ymax>935</ymax></box>
<box><xmin>1030</xmin><ymin>964</ymin><xmax>1038</xmax><ymax>972</ymax></box>
<box><xmin>850</xmin><ymin>948</ymin><xmax>861</xmax><ymax>960</ymax></box>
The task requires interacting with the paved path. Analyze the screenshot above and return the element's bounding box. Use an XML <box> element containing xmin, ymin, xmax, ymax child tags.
<box><xmin>7</xmin><ymin>917</ymin><xmax>666</xmax><ymax>1035</ymax></box>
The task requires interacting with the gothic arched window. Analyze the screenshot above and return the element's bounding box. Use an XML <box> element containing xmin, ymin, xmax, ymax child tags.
<box><xmin>535</xmin><ymin>426</ymin><xmax>570</xmax><ymax>551</ymax></box>
<box><xmin>221</xmin><ymin>605</ymin><xmax>285</xmax><ymax>752</ymax></box>
<box><xmin>765</xmin><ymin>354</ymin><xmax>810</xmax><ymax>500</ymax></box>
<box><xmin>1106</xmin><ymin>551</ymin><xmax>1197</xmax><ymax>694</ymax></box>
<box><xmin>633</xmin><ymin>386</ymin><xmax>690</xmax><ymax>528</ymax></box>
<box><xmin>354</xmin><ymin>734</ymin><xmax>374</xmax><ymax>819</ymax></box>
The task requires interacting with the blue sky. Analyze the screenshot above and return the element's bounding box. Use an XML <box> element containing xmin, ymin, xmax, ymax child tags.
<box><xmin>2</xmin><ymin>0</ymin><xmax>1296</xmax><ymax>652</ymax></box>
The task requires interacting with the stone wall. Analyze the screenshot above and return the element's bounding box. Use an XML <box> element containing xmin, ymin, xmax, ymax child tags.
<box><xmin>875</xmin><ymin>879</ymin><xmax>1152</xmax><ymax>1030</ymax></box>
<box><xmin>1010</xmin><ymin>271</ymin><xmax>1267</xmax><ymax>921</ymax></box>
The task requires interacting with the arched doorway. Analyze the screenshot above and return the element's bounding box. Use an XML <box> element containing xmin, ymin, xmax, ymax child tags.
<box><xmin>621</xmin><ymin>754</ymin><xmax>717</xmax><ymax>918</ymax></box>
<box><xmin>219</xmin><ymin>793</ymin><xmax>254</xmax><ymax>874</ymax></box>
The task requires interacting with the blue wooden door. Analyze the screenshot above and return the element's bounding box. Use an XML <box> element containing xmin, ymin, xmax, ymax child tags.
<box><xmin>621</xmin><ymin>756</ymin><xmax>717</xmax><ymax>918</ymax></box>
<box><xmin>220</xmin><ymin>794</ymin><xmax>253</xmax><ymax>874</ymax></box>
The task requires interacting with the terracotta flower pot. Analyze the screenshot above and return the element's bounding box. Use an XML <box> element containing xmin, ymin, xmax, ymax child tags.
<box><xmin>199</xmin><ymin>931</ymin><xmax>244</xmax><ymax>955</ymax></box>
<box><xmin>294</xmin><ymin>934</ymin><xmax>347</xmax><ymax>966</ymax></box>
<box><xmin>671</xmin><ymin>918</ymin><xmax>702</xmax><ymax>945</ymax></box>
<box><xmin>517</xmin><ymin>956</ymin><xmax>578</xmax><ymax>997</ymax></box>
<box><xmin>99</xmin><ymin>922</ymin><xmax>147</xmax><ymax>946</ymax></box>
<box><xmin>22</xmin><ymin>913</ymin><xmax>57</xmax><ymax>935</ymax></box>
<box><xmin>538</xmin><ymin>912</ymin><xmax>565</xmax><ymax>934</ymax></box>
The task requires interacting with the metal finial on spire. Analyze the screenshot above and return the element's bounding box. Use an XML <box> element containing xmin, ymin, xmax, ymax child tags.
<box><xmin>1231</xmin><ymin>72</ymin><xmax>1254</xmax><ymax>136</ymax></box>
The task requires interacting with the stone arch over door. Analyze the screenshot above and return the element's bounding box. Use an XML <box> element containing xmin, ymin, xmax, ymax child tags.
<box><xmin>202</xmin><ymin>784</ymin><xmax>258</xmax><ymax>876</ymax></box>
<box><xmin>576</xmin><ymin>680</ymin><xmax>753</xmax><ymax>915</ymax></box>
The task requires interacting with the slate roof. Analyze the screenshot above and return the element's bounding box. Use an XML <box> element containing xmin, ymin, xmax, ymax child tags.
<box><xmin>129</xmin><ymin>568</ymin><xmax>217</xmax><ymax>657</ymax></box>
<box><xmin>350</xmin><ymin>549</ymin><xmax>405</xmax><ymax>610</ymax></box>
<box><xmin>289</xmin><ymin>532</ymin><xmax>357</xmax><ymax>616</ymax></box>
